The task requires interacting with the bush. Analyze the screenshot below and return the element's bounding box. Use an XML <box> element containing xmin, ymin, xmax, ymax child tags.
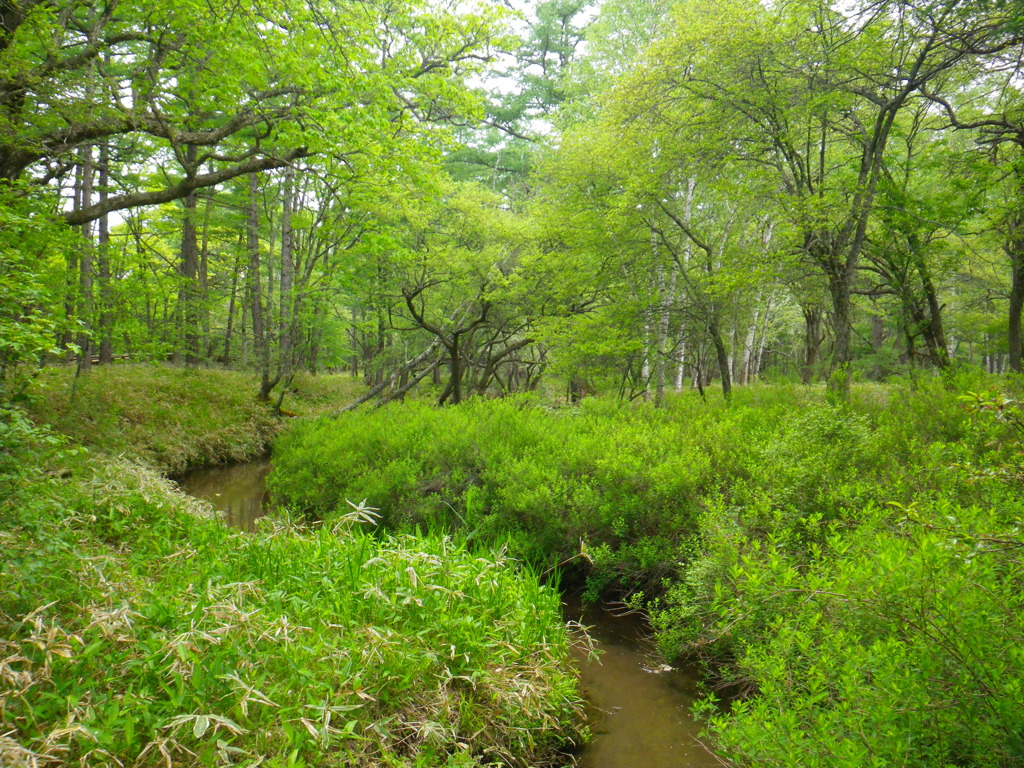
<box><xmin>652</xmin><ymin>384</ymin><xmax>1024</xmax><ymax>768</ymax></box>
<box><xmin>691</xmin><ymin>502</ymin><xmax>1024</xmax><ymax>767</ymax></box>
<box><xmin>271</xmin><ymin>382</ymin><xmax>1020</xmax><ymax>600</ymax></box>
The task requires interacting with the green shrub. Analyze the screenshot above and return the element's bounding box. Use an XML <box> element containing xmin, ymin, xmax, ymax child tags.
<box><xmin>271</xmin><ymin>383</ymin><xmax>1019</xmax><ymax>598</ymax></box>
<box><xmin>691</xmin><ymin>502</ymin><xmax>1024</xmax><ymax>768</ymax></box>
<box><xmin>651</xmin><ymin>384</ymin><xmax>1024</xmax><ymax>767</ymax></box>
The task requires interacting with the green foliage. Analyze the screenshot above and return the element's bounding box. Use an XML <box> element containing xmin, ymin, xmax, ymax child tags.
<box><xmin>270</xmin><ymin>377</ymin><xmax>1024</xmax><ymax>764</ymax></box>
<box><xmin>26</xmin><ymin>366</ymin><xmax>280</xmax><ymax>473</ymax></box>
<box><xmin>12</xmin><ymin>354</ymin><xmax>1024</xmax><ymax>768</ymax></box>
<box><xmin>272</xmin><ymin>396</ymin><xmax>715</xmax><ymax>586</ymax></box>
<box><xmin>689</xmin><ymin>500</ymin><xmax>1024</xmax><ymax>768</ymax></box>
<box><xmin>3</xmin><ymin>368</ymin><xmax>578</xmax><ymax>767</ymax></box>
<box><xmin>270</xmin><ymin>381</ymin><xmax>1015</xmax><ymax>597</ymax></box>
<box><xmin>646</xmin><ymin>382</ymin><xmax>1024</xmax><ymax>767</ymax></box>
<box><xmin>0</xmin><ymin>455</ymin><xmax>583</xmax><ymax>767</ymax></box>
<box><xmin>0</xmin><ymin>186</ymin><xmax>72</xmax><ymax>401</ymax></box>
<box><xmin>25</xmin><ymin>366</ymin><xmax>364</xmax><ymax>474</ymax></box>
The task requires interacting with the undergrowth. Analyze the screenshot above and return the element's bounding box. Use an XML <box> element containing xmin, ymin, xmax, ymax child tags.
<box><xmin>270</xmin><ymin>376</ymin><xmax>1018</xmax><ymax>596</ymax></box>
<box><xmin>0</xmin><ymin>449</ymin><xmax>584</xmax><ymax>767</ymax></box>
<box><xmin>12</xmin><ymin>364</ymin><xmax>1024</xmax><ymax>767</ymax></box>
<box><xmin>3</xmin><ymin>367</ymin><xmax>582</xmax><ymax>767</ymax></box>
<box><xmin>26</xmin><ymin>365</ymin><xmax>363</xmax><ymax>473</ymax></box>
<box><xmin>270</xmin><ymin>374</ymin><xmax>1024</xmax><ymax>766</ymax></box>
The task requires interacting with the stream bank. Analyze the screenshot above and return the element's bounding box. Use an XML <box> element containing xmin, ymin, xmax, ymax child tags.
<box><xmin>178</xmin><ymin>459</ymin><xmax>720</xmax><ymax>768</ymax></box>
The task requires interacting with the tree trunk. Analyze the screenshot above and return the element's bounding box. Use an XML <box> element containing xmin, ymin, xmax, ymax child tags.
<box><xmin>902</xmin><ymin>232</ymin><xmax>950</xmax><ymax>370</ymax></box>
<box><xmin>738</xmin><ymin>307</ymin><xmax>758</xmax><ymax>387</ymax></box>
<box><xmin>708</xmin><ymin>314</ymin><xmax>731</xmax><ymax>401</ymax></box>
<box><xmin>239</xmin><ymin>278</ymin><xmax>250</xmax><ymax>364</ymax></box>
<box><xmin>199</xmin><ymin>187</ymin><xmax>213</xmax><ymax>359</ymax></box>
<box><xmin>652</xmin><ymin>233</ymin><xmax>671</xmax><ymax>406</ymax></box>
<box><xmin>802</xmin><ymin>306</ymin><xmax>824</xmax><ymax>385</ymax></box>
<box><xmin>350</xmin><ymin>308</ymin><xmax>361</xmax><ymax>377</ymax></box>
<box><xmin>871</xmin><ymin>310</ymin><xmax>885</xmax><ymax>379</ymax></box>
<box><xmin>176</xmin><ymin>144</ymin><xmax>201</xmax><ymax>367</ymax></box>
<box><xmin>448</xmin><ymin>337</ymin><xmax>463</xmax><ymax>405</ymax></box>
<box><xmin>1007</xmin><ymin>231</ymin><xmax>1024</xmax><ymax>373</ymax></box>
<box><xmin>96</xmin><ymin>142</ymin><xmax>113</xmax><ymax>365</ymax></box>
<box><xmin>278</xmin><ymin>164</ymin><xmax>295</xmax><ymax>383</ymax></box>
<box><xmin>675</xmin><ymin>342</ymin><xmax>686</xmax><ymax>393</ymax></box>
<box><xmin>640</xmin><ymin>322</ymin><xmax>651</xmax><ymax>403</ymax></box>
<box><xmin>76</xmin><ymin>146</ymin><xmax>94</xmax><ymax>374</ymax></box>
<box><xmin>223</xmin><ymin>251</ymin><xmax>240</xmax><ymax>366</ymax></box>
<box><xmin>754</xmin><ymin>288</ymin><xmax>775</xmax><ymax>379</ymax></box>
<box><xmin>826</xmin><ymin>269</ymin><xmax>852</xmax><ymax>394</ymax></box>
<box><xmin>249</xmin><ymin>174</ymin><xmax>276</xmax><ymax>400</ymax></box>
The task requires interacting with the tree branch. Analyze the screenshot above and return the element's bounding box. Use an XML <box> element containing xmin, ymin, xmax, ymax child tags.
<box><xmin>63</xmin><ymin>148</ymin><xmax>308</xmax><ymax>224</ymax></box>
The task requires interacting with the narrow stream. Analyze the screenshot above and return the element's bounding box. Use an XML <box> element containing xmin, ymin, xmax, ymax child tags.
<box><xmin>564</xmin><ymin>599</ymin><xmax>720</xmax><ymax>768</ymax></box>
<box><xmin>176</xmin><ymin>457</ymin><xmax>272</xmax><ymax>531</ymax></box>
<box><xmin>176</xmin><ymin>460</ymin><xmax>720</xmax><ymax>767</ymax></box>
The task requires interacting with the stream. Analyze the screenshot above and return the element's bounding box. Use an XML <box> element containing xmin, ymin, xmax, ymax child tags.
<box><xmin>176</xmin><ymin>461</ymin><xmax>720</xmax><ymax>768</ymax></box>
<box><xmin>176</xmin><ymin>458</ymin><xmax>272</xmax><ymax>531</ymax></box>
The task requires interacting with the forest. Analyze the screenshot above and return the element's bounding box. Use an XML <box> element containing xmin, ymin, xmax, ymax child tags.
<box><xmin>3</xmin><ymin>0</ymin><xmax>1024</xmax><ymax>766</ymax></box>
<box><xmin>4</xmin><ymin>0</ymin><xmax>1024</xmax><ymax>402</ymax></box>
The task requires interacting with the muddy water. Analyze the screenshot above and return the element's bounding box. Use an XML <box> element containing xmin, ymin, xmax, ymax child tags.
<box><xmin>176</xmin><ymin>460</ymin><xmax>720</xmax><ymax>767</ymax></box>
<box><xmin>564</xmin><ymin>599</ymin><xmax>721</xmax><ymax>768</ymax></box>
<box><xmin>176</xmin><ymin>458</ymin><xmax>272</xmax><ymax>531</ymax></box>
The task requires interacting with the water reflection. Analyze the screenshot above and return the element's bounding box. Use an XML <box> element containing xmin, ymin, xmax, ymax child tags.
<box><xmin>176</xmin><ymin>458</ymin><xmax>271</xmax><ymax>531</ymax></box>
<box><xmin>564</xmin><ymin>599</ymin><xmax>722</xmax><ymax>768</ymax></box>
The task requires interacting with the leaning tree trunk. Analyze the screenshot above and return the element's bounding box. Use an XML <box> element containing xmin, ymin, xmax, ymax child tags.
<box><xmin>708</xmin><ymin>311</ymin><xmax>731</xmax><ymax>401</ymax></box>
<box><xmin>906</xmin><ymin>232</ymin><xmax>950</xmax><ymax>370</ymax></box>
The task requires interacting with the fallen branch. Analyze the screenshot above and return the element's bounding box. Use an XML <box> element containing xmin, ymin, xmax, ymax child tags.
<box><xmin>330</xmin><ymin>340</ymin><xmax>440</xmax><ymax>415</ymax></box>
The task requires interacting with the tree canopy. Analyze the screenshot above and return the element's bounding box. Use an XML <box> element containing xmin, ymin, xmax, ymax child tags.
<box><xmin>4</xmin><ymin>0</ymin><xmax>1024</xmax><ymax>403</ymax></box>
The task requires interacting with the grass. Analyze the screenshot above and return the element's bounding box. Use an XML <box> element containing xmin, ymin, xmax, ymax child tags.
<box><xmin>2</xmin><ymin>366</ymin><xmax>585</xmax><ymax>767</ymax></box>
<box><xmin>0</xmin><ymin>450</ymin><xmax>585</xmax><ymax>767</ymax></box>
<box><xmin>25</xmin><ymin>365</ymin><xmax>365</xmax><ymax>474</ymax></box>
